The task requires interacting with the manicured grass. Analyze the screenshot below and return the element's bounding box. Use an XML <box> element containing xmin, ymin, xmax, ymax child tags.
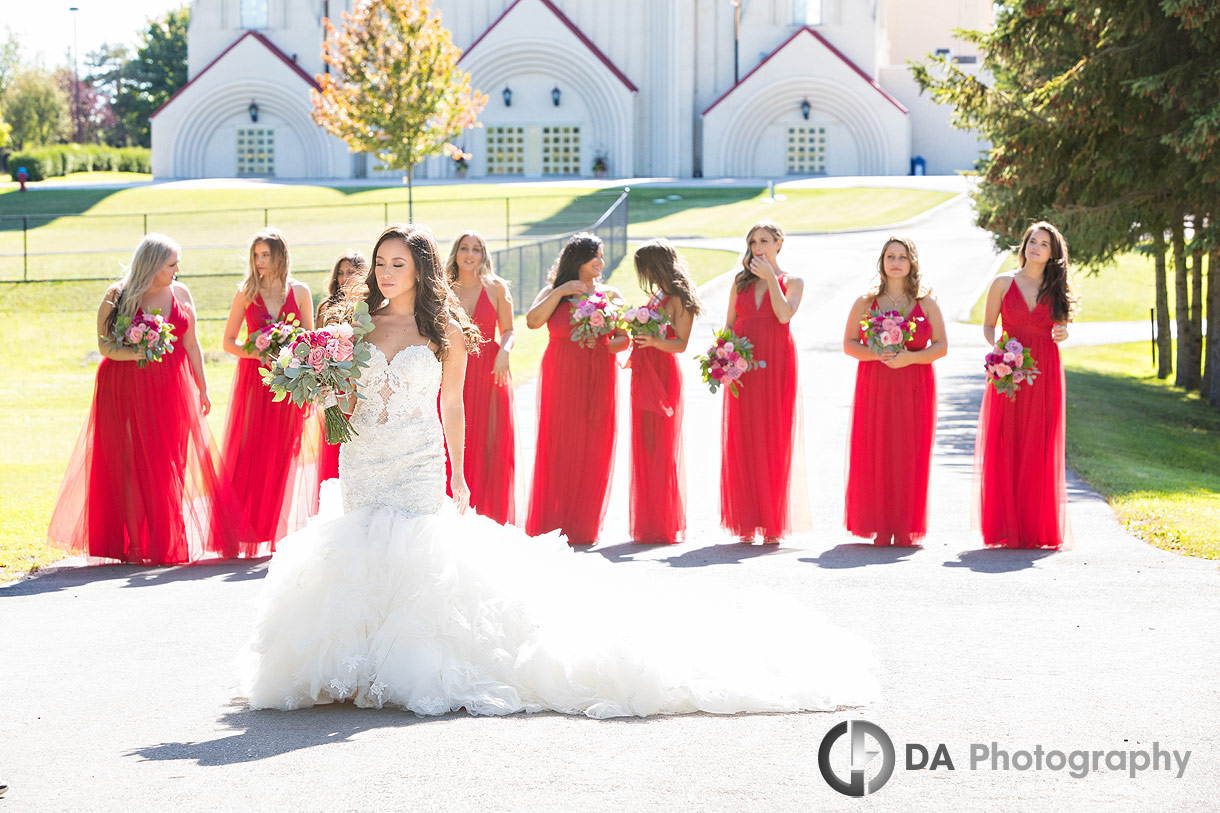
<box><xmin>0</xmin><ymin>171</ymin><xmax>154</xmax><ymax>188</ymax></box>
<box><xmin>966</xmin><ymin>251</ymin><xmax>1193</xmax><ymax>324</ymax></box>
<box><xmin>1063</xmin><ymin>342</ymin><xmax>1220</xmax><ymax>559</ymax></box>
<box><xmin>0</xmin><ymin>244</ymin><xmax>736</xmax><ymax>581</ymax></box>
<box><xmin>0</xmin><ymin>184</ymin><xmax>953</xmax><ymax>282</ymax></box>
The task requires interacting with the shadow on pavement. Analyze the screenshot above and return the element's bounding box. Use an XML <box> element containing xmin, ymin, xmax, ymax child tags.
<box><xmin>798</xmin><ymin>543</ymin><xmax>920</xmax><ymax>569</ymax></box>
<box><xmin>0</xmin><ymin>559</ymin><xmax>269</xmax><ymax>597</ymax></box>
<box><xmin>655</xmin><ymin>542</ymin><xmax>786</xmax><ymax>568</ymax></box>
<box><xmin>943</xmin><ymin>548</ymin><xmax>1057</xmax><ymax>573</ymax></box>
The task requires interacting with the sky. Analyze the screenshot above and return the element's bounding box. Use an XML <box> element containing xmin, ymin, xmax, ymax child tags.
<box><xmin>4</xmin><ymin>0</ymin><xmax>185</xmax><ymax>70</ymax></box>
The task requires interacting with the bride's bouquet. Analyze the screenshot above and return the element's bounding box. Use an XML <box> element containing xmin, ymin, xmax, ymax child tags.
<box><xmin>695</xmin><ymin>328</ymin><xmax>765</xmax><ymax>398</ymax></box>
<box><xmin>860</xmin><ymin>306</ymin><xmax>921</xmax><ymax>354</ymax></box>
<box><xmin>261</xmin><ymin>301</ymin><xmax>375</xmax><ymax>443</ymax></box>
<box><xmin>984</xmin><ymin>332</ymin><xmax>1040</xmax><ymax>401</ymax></box>
<box><xmin>621</xmin><ymin>304</ymin><xmax>671</xmax><ymax>339</ymax></box>
<box><xmin>243</xmin><ymin>314</ymin><xmax>302</xmax><ymax>361</ymax></box>
<box><xmin>569</xmin><ymin>290</ymin><xmax>622</xmax><ymax>349</ymax></box>
<box><xmin>110</xmin><ymin>310</ymin><xmax>177</xmax><ymax>368</ymax></box>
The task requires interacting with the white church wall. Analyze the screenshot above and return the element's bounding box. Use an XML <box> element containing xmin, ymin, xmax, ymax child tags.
<box><xmin>879</xmin><ymin>66</ymin><xmax>988</xmax><ymax>175</ymax></box>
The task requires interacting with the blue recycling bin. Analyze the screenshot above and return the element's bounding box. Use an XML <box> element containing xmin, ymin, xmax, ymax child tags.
<box><xmin>910</xmin><ymin>156</ymin><xmax>926</xmax><ymax>176</ymax></box>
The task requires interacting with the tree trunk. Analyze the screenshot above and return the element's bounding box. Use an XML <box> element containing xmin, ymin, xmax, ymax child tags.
<box><xmin>1188</xmin><ymin>218</ymin><xmax>1204</xmax><ymax>389</ymax></box>
<box><xmin>406</xmin><ymin>164</ymin><xmax>414</xmax><ymax>224</ymax></box>
<box><xmin>1208</xmin><ymin>245</ymin><xmax>1220</xmax><ymax>406</ymax></box>
<box><xmin>1154</xmin><ymin>229</ymin><xmax>1173</xmax><ymax>379</ymax></box>
<box><xmin>1172</xmin><ymin>218</ymin><xmax>1191</xmax><ymax>388</ymax></box>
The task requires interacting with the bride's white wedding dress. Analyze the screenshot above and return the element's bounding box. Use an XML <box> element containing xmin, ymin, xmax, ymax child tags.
<box><xmin>238</xmin><ymin>344</ymin><xmax>878</xmax><ymax>717</ymax></box>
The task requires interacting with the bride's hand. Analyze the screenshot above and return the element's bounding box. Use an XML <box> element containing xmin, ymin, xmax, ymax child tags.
<box><xmin>451</xmin><ymin>474</ymin><xmax>470</xmax><ymax>514</ymax></box>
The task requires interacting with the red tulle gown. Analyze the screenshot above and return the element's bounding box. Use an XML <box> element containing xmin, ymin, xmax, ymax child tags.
<box><xmin>974</xmin><ymin>283</ymin><xmax>1069</xmax><ymax>549</ymax></box>
<box><xmin>629</xmin><ymin>292</ymin><xmax>685</xmax><ymax>543</ymax></box>
<box><xmin>219</xmin><ymin>292</ymin><xmax>318</xmax><ymax>552</ymax></box>
<box><xmin>720</xmin><ymin>275</ymin><xmax>811</xmax><ymax>539</ymax></box>
<box><xmin>462</xmin><ymin>287</ymin><xmax>516</xmax><ymax>525</ymax></box>
<box><xmin>47</xmin><ymin>294</ymin><xmax>245</xmax><ymax>565</ymax></box>
<box><xmin>317</xmin><ymin>430</ymin><xmax>340</xmax><ymax>486</ymax></box>
<box><xmin>844</xmin><ymin>300</ymin><xmax>936</xmax><ymax>543</ymax></box>
<box><xmin>525</xmin><ymin>299</ymin><xmax>617</xmax><ymax>544</ymax></box>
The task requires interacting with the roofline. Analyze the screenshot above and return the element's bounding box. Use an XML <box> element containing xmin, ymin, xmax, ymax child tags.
<box><xmin>701</xmin><ymin>26</ymin><xmax>908</xmax><ymax>117</ymax></box>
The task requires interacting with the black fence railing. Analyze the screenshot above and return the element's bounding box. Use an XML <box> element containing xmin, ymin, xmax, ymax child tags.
<box><xmin>491</xmin><ymin>188</ymin><xmax>629</xmax><ymax>315</ymax></box>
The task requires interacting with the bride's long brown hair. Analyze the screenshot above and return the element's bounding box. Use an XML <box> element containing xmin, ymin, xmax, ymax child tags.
<box><xmin>326</xmin><ymin>225</ymin><xmax>479</xmax><ymax>360</ymax></box>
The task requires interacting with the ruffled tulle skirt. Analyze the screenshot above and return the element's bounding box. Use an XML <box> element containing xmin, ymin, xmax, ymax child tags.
<box><xmin>238</xmin><ymin>491</ymin><xmax>878</xmax><ymax>718</ymax></box>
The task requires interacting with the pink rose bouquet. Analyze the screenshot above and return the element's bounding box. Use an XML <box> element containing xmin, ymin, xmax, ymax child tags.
<box><xmin>242</xmin><ymin>314</ymin><xmax>302</xmax><ymax>361</ymax></box>
<box><xmin>621</xmin><ymin>304</ymin><xmax>672</xmax><ymax>339</ymax></box>
<box><xmin>860</xmin><ymin>306</ymin><xmax>921</xmax><ymax>354</ymax></box>
<box><xmin>694</xmin><ymin>328</ymin><xmax>766</xmax><ymax>398</ymax></box>
<box><xmin>110</xmin><ymin>310</ymin><xmax>177</xmax><ymax>368</ymax></box>
<box><xmin>261</xmin><ymin>301</ymin><xmax>374</xmax><ymax>443</ymax></box>
<box><xmin>569</xmin><ymin>290</ymin><xmax>623</xmax><ymax>349</ymax></box>
<box><xmin>984</xmin><ymin>332</ymin><xmax>1040</xmax><ymax>400</ymax></box>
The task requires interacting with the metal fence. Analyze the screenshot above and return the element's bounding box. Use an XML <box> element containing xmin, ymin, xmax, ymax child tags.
<box><xmin>0</xmin><ymin>189</ymin><xmax>626</xmax><ymax>284</ymax></box>
<box><xmin>492</xmin><ymin>188</ymin><xmax>629</xmax><ymax>315</ymax></box>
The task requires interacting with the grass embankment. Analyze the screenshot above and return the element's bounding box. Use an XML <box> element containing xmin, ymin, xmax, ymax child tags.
<box><xmin>0</xmin><ymin>244</ymin><xmax>736</xmax><ymax>580</ymax></box>
<box><xmin>1063</xmin><ymin>342</ymin><xmax>1220</xmax><ymax>559</ymax></box>
<box><xmin>967</xmin><ymin>252</ymin><xmax>1184</xmax><ymax>324</ymax></box>
<box><xmin>0</xmin><ymin>183</ymin><xmax>953</xmax><ymax>281</ymax></box>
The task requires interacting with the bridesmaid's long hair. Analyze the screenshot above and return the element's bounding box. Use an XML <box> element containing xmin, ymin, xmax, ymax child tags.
<box><xmin>443</xmin><ymin>230</ymin><xmax>506</xmax><ymax>287</ymax></box>
<box><xmin>326</xmin><ymin>249</ymin><xmax>367</xmax><ymax>299</ymax></box>
<box><xmin>1017</xmin><ymin>221</ymin><xmax>1078</xmax><ymax>323</ymax></box>
<box><xmin>107</xmin><ymin>233</ymin><xmax>180</xmax><ymax>333</ymax></box>
<box><xmin>239</xmin><ymin>227</ymin><xmax>291</xmax><ymax>304</ymax></box>
<box><xmin>633</xmin><ymin>239</ymin><xmax>703</xmax><ymax>317</ymax></box>
<box><xmin>734</xmin><ymin>220</ymin><xmax>784</xmax><ymax>293</ymax></box>
<box><xmin>548</xmin><ymin>232</ymin><xmax>603</xmax><ymax>292</ymax></box>
<box><xmin>335</xmin><ymin>224</ymin><xmax>479</xmax><ymax>360</ymax></box>
<box><xmin>868</xmin><ymin>236</ymin><xmax>930</xmax><ymax>301</ymax></box>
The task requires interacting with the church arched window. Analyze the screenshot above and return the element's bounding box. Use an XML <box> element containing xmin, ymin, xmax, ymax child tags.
<box><xmin>241</xmin><ymin>0</ymin><xmax>269</xmax><ymax>30</ymax></box>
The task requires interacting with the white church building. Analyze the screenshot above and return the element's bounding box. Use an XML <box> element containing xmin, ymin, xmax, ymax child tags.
<box><xmin>151</xmin><ymin>0</ymin><xmax>992</xmax><ymax>180</ymax></box>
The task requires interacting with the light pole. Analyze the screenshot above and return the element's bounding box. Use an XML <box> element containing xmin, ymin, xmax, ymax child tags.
<box><xmin>69</xmin><ymin>6</ymin><xmax>81</xmax><ymax>142</ymax></box>
<box><xmin>731</xmin><ymin>0</ymin><xmax>740</xmax><ymax>84</ymax></box>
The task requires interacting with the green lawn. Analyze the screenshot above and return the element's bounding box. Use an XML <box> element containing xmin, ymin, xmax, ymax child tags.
<box><xmin>0</xmin><ymin>183</ymin><xmax>953</xmax><ymax>282</ymax></box>
<box><xmin>1064</xmin><ymin>342</ymin><xmax>1220</xmax><ymax>559</ymax></box>
<box><xmin>967</xmin><ymin>251</ymin><xmax>1192</xmax><ymax>324</ymax></box>
<box><xmin>0</xmin><ymin>243</ymin><xmax>736</xmax><ymax>581</ymax></box>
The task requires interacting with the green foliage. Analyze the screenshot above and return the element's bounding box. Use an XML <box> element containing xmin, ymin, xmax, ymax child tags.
<box><xmin>2</xmin><ymin>70</ymin><xmax>69</xmax><ymax>149</ymax></box>
<box><xmin>6</xmin><ymin>145</ymin><xmax>151</xmax><ymax>181</ymax></box>
<box><xmin>112</xmin><ymin>6</ymin><xmax>189</xmax><ymax>148</ymax></box>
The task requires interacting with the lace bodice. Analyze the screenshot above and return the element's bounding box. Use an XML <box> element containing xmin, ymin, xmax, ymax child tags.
<box><xmin>338</xmin><ymin>344</ymin><xmax>446</xmax><ymax>517</ymax></box>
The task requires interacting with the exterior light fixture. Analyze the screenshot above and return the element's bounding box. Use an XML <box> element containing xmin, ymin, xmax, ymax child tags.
<box><xmin>800</xmin><ymin>98</ymin><xmax>811</xmax><ymax>120</ymax></box>
<box><xmin>248</xmin><ymin>101</ymin><xmax>259</xmax><ymax>122</ymax></box>
<box><xmin>551</xmin><ymin>85</ymin><xmax>561</xmax><ymax>106</ymax></box>
<box><xmin>502</xmin><ymin>86</ymin><xmax>512</xmax><ymax>107</ymax></box>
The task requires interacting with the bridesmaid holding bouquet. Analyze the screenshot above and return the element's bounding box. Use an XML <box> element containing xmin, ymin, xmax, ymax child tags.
<box><xmin>315</xmin><ymin>249</ymin><xmax>367</xmax><ymax>489</ymax></box>
<box><xmin>445</xmin><ymin>231</ymin><xmax>517</xmax><ymax>525</ymax></box>
<box><xmin>720</xmin><ymin>221</ymin><xmax>811</xmax><ymax>544</ymax></box>
<box><xmin>219</xmin><ymin>228</ymin><xmax>318</xmax><ymax>553</ymax></box>
<box><xmin>525</xmin><ymin>233</ymin><xmax>629</xmax><ymax>545</ymax></box>
<box><xmin>975</xmin><ymin>221</ymin><xmax>1076</xmax><ymax>549</ymax></box>
<box><xmin>48</xmin><ymin>234</ymin><xmax>244</xmax><ymax>565</ymax></box>
<box><xmin>627</xmin><ymin>239</ymin><xmax>702</xmax><ymax>544</ymax></box>
<box><xmin>842</xmin><ymin>237</ymin><xmax>947</xmax><ymax>546</ymax></box>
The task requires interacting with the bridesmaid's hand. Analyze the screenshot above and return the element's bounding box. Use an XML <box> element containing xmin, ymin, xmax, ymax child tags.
<box><xmin>1051</xmin><ymin>324</ymin><xmax>1069</xmax><ymax>343</ymax></box>
<box><xmin>633</xmin><ymin>333</ymin><xmax>661</xmax><ymax>349</ymax></box>
<box><xmin>878</xmin><ymin>349</ymin><xmax>898</xmax><ymax>363</ymax></box>
<box><xmin>451</xmin><ymin>474</ymin><xmax>470</xmax><ymax>514</ymax></box>
<box><xmin>749</xmin><ymin>255</ymin><xmax>777</xmax><ymax>282</ymax></box>
<box><xmin>558</xmin><ymin>280</ymin><xmax>588</xmax><ymax>297</ymax></box>
<box><xmin>492</xmin><ymin>349</ymin><xmax>511</xmax><ymax>385</ymax></box>
<box><xmin>199</xmin><ymin>390</ymin><xmax>212</xmax><ymax>416</ymax></box>
<box><xmin>882</xmin><ymin>350</ymin><xmax>911</xmax><ymax>369</ymax></box>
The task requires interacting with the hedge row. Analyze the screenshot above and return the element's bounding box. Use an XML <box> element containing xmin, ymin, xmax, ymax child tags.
<box><xmin>7</xmin><ymin>144</ymin><xmax>151</xmax><ymax>181</ymax></box>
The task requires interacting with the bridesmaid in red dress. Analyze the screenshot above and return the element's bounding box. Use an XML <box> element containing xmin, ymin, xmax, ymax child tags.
<box><xmin>219</xmin><ymin>228</ymin><xmax>318</xmax><ymax>553</ymax></box>
<box><xmin>525</xmin><ymin>233</ymin><xmax>629</xmax><ymax>545</ymax></box>
<box><xmin>445</xmin><ymin>231</ymin><xmax>517</xmax><ymax>525</ymax></box>
<box><xmin>47</xmin><ymin>234</ymin><xmax>244</xmax><ymax>564</ymax></box>
<box><xmin>315</xmin><ymin>249</ymin><xmax>367</xmax><ymax>489</ymax></box>
<box><xmin>628</xmin><ymin>239</ymin><xmax>702</xmax><ymax>544</ymax></box>
<box><xmin>720</xmin><ymin>221</ymin><xmax>811</xmax><ymax>544</ymax></box>
<box><xmin>975</xmin><ymin>221</ymin><xmax>1076</xmax><ymax>549</ymax></box>
<box><xmin>842</xmin><ymin>237</ymin><xmax>947</xmax><ymax>546</ymax></box>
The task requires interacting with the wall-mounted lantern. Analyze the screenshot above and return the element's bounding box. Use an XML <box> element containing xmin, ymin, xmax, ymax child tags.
<box><xmin>551</xmin><ymin>85</ymin><xmax>561</xmax><ymax>107</ymax></box>
<box><xmin>248</xmin><ymin>101</ymin><xmax>259</xmax><ymax>122</ymax></box>
<box><xmin>800</xmin><ymin>98</ymin><xmax>811</xmax><ymax>120</ymax></box>
<box><xmin>502</xmin><ymin>86</ymin><xmax>513</xmax><ymax>107</ymax></box>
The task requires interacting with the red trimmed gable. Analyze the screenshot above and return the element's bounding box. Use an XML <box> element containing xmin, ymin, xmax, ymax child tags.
<box><xmin>462</xmin><ymin>0</ymin><xmax>637</xmax><ymax>92</ymax></box>
<box><xmin>702</xmin><ymin>26</ymin><xmax>907</xmax><ymax>117</ymax></box>
<box><xmin>151</xmin><ymin>30</ymin><xmax>321</xmax><ymax>120</ymax></box>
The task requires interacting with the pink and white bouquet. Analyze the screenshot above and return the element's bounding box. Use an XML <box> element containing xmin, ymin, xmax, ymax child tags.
<box><xmin>860</xmin><ymin>306</ymin><xmax>921</xmax><ymax>354</ymax></box>
<box><xmin>621</xmin><ymin>304</ymin><xmax>672</xmax><ymax>339</ymax></box>
<box><xmin>261</xmin><ymin>301</ymin><xmax>375</xmax><ymax>443</ymax></box>
<box><xmin>695</xmin><ymin>328</ymin><xmax>766</xmax><ymax>398</ymax></box>
<box><xmin>110</xmin><ymin>310</ymin><xmax>177</xmax><ymax>368</ymax></box>
<box><xmin>984</xmin><ymin>332</ymin><xmax>1040</xmax><ymax>401</ymax></box>
<box><xmin>242</xmin><ymin>314</ymin><xmax>302</xmax><ymax>361</ymax></box>
<box><xmin>569</xmin><ymin>290</ymin><xmax>623</xmax><ymax>349</ymax></box>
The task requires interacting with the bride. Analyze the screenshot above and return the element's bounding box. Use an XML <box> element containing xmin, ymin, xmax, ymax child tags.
<box><xmin>238</xmin><ymin>224</ymin><xmax>879</xmax><ymax>718</ymax></box>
